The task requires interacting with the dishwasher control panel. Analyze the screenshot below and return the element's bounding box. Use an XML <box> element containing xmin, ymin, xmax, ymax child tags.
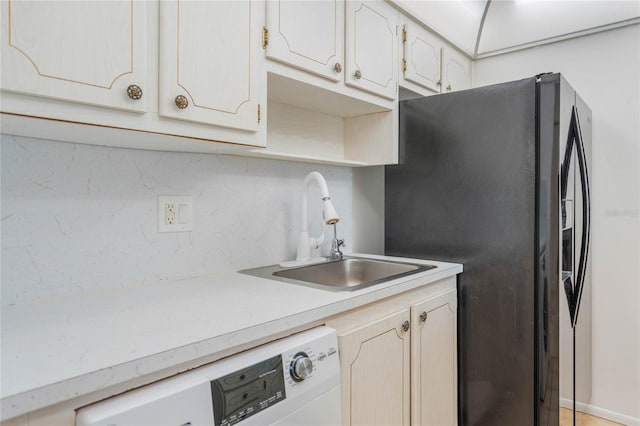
<box><xmin>211</xmin><ymin>355</ymin><xmax>286</xmax><ymax>426</ymax></box>
<box><xmin>76</xmin><ymin>327</ymin><xmax>340</xmax><ymax>426</ymax></box>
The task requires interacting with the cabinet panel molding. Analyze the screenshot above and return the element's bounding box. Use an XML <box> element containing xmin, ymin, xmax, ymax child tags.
<box><xmin>345</xmin><ymin>1</ymin><xmax>398</xmax><ymax>100</ymax></box>
<box><xmin>411</xmin><ymin>290</ymin><xmax>458</xmax><ymax>426</ymax></box>
<box><xmin>332</xmin><ymin>309</ymin><xmax>410</xmax><ymax>426</ymax></box>
<box><xmin>327</xmin><ymin>278</ymin><xmax>458</xmax><ymax>426</ymax></box>
<box><xmin>442</xmin><ymin>47</ymin><xmax>471</xmax><ymax>93</ymax></box>
<box><xmin>265</xmin><ymin>0</ymin><xmax>344</xmax><ymax>81</ymax></box>
<box><xmin>159</xmin><ymin>0</ymin><xmax>264</xmax><ymax>132</ymax></box>
<box><xmin>402</xmin><ymin>21</ymin><xmax>443</xmax><ymax>93</ymax></box>
<box><xmin>1</xmin><ymin>0</ymin><xmax>147</xmax><ymax>112</ymax></box>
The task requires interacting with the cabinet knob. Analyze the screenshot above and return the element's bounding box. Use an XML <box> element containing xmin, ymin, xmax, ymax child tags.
<box><xmin>174</xmin><ymin>95</ymin><xmax>189</xmax><ymax>109</ymax></box>
<box><xmin>436</xmin><ymin>80</ymin><xmax>441</xmax><ymax>86</ymax></box>
<box><xmin>126</xmin><ymin>85</ymin><xmax>143</xmax><ymax>100</ymax></box>
<box><xmin>334</xmin><ymin>62</ymin><xmax>342</xmax><ymax>73</ymax></box>
<box><xmin>354</xmin><ymin>69</ymin><xmax>362</xmax><ymax>79</ymax></box>
<box><xmin>420</xmin><ymin>311</ymin><xmax>427</xmax><ymax>323</ymax></box>
<box><xmin>402</xmin><ymin>320</ymin><xmax>410</xmax><ymax>332</ymax></box>
<box><xmin>446</xmin><ymin>84</ymin><xmax>452</xmax><ymax>92</ymax></box>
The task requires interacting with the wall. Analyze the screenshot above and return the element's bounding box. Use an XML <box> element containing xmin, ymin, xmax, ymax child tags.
<box><xmin>352</xmin><ymin>166</ymin><xmax>385</xmax><ymax>255</ymax></box>
<box><xmin>473</xmin><ymin>24</ymin><xmax>640</xmax><ymax>423</ymax></box>
<box><xmin>0</xmin><ymin>134</ymin><xmax>353</xmax><ymax>307</ymax></box>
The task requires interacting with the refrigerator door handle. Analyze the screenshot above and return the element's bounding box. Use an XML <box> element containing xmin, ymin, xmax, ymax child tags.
<box><xmin>561</xmin><ymin>199</ymin><xmax>573</xmax><ymax>230</ymax></box>
<box><xmin>560</xmin><ymin>106</ymin><xmax>591</xmax><ymax>328</ymax></box>
<box><xmin>571</xmin><ymin>108</ymin><xmax>591</xmax><ymax>328</ymax></box>
<box><xmin>560</xmin><ymin>114</ymin><xmax>576</xmax><ymax>324</ymax></box>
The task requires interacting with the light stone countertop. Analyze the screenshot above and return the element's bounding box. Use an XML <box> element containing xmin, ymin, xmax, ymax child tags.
<box><xmin>0</xmin><ymin>254</ymin><xmax>462</xmax><ymax>420</ymax></box>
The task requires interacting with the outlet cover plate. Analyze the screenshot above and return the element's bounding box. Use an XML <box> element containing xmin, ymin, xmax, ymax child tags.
<box><xmin>158</xmin><ymin>196</ymin><xmax>193</xmax><ymax>232</ymax></box>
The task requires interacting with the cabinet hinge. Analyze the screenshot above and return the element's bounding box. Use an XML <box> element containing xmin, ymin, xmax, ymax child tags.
<box><xmin>258</xmin><ymin>104</ymin><xmax>261</xmax><ymax>123</ymax></box>
<box><xmin>262</xmin><ymin>26</ymin><xmax>269</xmax><ymax>49</ymax></box>
<box><xmin>402</xmin><ymin>26</ymin><xmax>407</xmax><ymax>43</ymax></box>
<box><xmin>402</xmin><ymin>59</ymin><xmax>407</xmax><ymax>73</ymax></box>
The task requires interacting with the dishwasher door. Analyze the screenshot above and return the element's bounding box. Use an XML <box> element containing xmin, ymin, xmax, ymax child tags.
<box><xmin>267</xmin><ymin>386</ymin><xmax>341</xmax><ymax>426</ymax></box>
<box><xmin>76</xmin><ymin>327</ymin><xmax>341</xmax><ymax>426</ymax></box>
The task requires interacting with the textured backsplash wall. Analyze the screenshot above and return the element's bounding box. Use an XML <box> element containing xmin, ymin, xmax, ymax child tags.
<box><xmin>1</xmin><ymin>134</ymin><xmax>353</xmax><ymax>307</ymax></box>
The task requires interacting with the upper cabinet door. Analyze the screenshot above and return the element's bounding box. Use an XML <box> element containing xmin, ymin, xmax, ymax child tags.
<box><xmin>1</xmin><ymin>1</ymin><xmax>147</xmax><ymax>112</ymax></box>
<box><xmin>442</xmin><ymin>48</ymin><xmax>471</xmax><ymax>93</ymax></box>
<box><xmin>265</xmin><ymin>0</ymin><xmax>344</xmax><ymax>82</ymax></box>
<box><xmin>345</xmin><ymin>1</ymin><xmax>398</xmax><ymax>100</ymax></box>
<box><xmin>159</xmin><ymin>0</ymin><xmax>264</xmax><ymax>132</ymax></box>
<box><xmin>402</xmin><ymin>21</ymin><xmax>443</xmax><ymax>93</ymax></box>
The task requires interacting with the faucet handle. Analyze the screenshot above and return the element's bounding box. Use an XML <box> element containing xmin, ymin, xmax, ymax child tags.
<box><xmin>330</xmin><ymin>237</ymin><xmax>345</xmax><ymax>260</ymax></box>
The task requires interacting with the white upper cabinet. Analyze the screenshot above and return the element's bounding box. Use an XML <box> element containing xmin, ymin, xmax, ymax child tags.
<box><xmin>442</xmin><ymin>47</ymin><xmax>471</xmax><ymax>93</ymax></box>
<box><xmin>401</xmin><ymin>18</ymin><xmax>443</xmax><ymax>93</ymax></box>
<box><xmin>265</xmin><ymin>0</ymin><xmax>344</xmax><ymax>82</ymax></box>
<box><xmin>1</xmin><ymin>0</ymin><xmax>147</xmax><ymax>112</ymax></box>
<box><xmin>159</xmin><ymin>0</ymin><xmax>263</xmax><ymax>132</ymax></box>
<box><xmin>345</xmin><ymin>0</ymin><xmax>398</xmax><ymax>100</ymax></box>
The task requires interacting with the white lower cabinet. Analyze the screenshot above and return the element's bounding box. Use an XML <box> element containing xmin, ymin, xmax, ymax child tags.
<box><xmin>334</xmin><ymin>309</ymin><xmax>411</xmax><ymax>426</ymax></box>
<box><xmin>410</xmin><ymin>289</ymin><xmax>457</xmax><ymax>426</ymax></box>
<box><xmin>326</xmin><ymin>278</ymin><xmax>457</xmax><ymax>426</ymax></box>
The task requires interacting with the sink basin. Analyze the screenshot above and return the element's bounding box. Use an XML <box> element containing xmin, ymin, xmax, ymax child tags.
<box><xmin>240</xmin><ymin>257</ymin><xmax>436</xmax><ymax>291</ymax></box>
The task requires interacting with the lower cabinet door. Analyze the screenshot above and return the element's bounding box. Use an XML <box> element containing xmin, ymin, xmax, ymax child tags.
<box><xmin>411</xmin><ymin>290</ymin><xmax>458</xmax><ymax>426</ymax></box>
<box><xmin>337</xmin><ymin>309</ymin><xmax>410</xmax><ymax>426</ymax></box>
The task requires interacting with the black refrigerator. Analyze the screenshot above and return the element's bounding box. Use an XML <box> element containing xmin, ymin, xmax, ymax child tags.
<box><xmin>385</xmin><ymin>74</ymin><xmax>592</xmax><ymax>426</ymax></box>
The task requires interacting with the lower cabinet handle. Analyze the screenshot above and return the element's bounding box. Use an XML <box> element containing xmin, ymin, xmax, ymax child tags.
<box><xmin>402</xmin><ymin>320</ymin><xmax>410</xmax><ymax>332</ymax></box>
<box><xmin>420</xmin><ymin>311</ymin><xmax>427</xmax><ymax>323</ymax></box>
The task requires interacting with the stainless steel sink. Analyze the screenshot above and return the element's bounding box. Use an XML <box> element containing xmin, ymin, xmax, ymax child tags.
<box><xmin>240</xmin><ymin>257</ymin><xmax>436</xmax><ymax>291</ymax></box>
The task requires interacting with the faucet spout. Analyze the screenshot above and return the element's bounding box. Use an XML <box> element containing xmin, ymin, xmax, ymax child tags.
<box><xmin>300</xmin><ymin>171</ymin><xmax>339</xmax><ymax>231</ymax></box>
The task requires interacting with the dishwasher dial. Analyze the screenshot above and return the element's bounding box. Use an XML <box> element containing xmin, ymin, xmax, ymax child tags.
<box><xmin>290</xmin><ymin>352</ymin><xmax>313</xmax><ymax>382</ymax></box>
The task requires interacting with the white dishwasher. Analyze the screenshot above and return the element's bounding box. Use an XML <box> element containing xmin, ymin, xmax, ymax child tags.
<box><xmin>76</xmin><ymin>327</ymin><xmax>341</xmax><ymax>426</ymax></box>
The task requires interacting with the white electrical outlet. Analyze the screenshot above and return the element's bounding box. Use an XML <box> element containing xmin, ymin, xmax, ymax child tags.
<box><xmin>159</xmin><ymin>196</ymin><xmax>193</xmax><ymax>232</ymax></box>
<box><xmin>165</xmin><ymin>203</ymin><xmax>176</xmax><ymax>225</ymax></box>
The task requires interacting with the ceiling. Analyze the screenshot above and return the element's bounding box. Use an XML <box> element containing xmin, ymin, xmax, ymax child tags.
<box><xmin>393</xmin><ymin>0</ymin><xmax>640</xmax><ymax>58</ymax></box>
